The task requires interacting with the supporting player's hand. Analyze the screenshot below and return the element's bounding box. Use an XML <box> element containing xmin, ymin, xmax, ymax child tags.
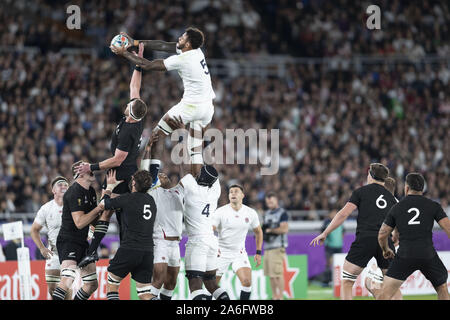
<box><xmin>40</xmin><ymin>247</ymin><xmax>53</xmax><ymax>260</ymax></box>
<box><xmin>106</xmin><ymin>170</ymin><xmax>123</xmax><ymax>190</ymax></box>
<box><xmin>98</xmin><ymin>199</ymin><xmax>105</xmax><ymax>210</ymax></box>
<box><xmin>310</xmin><ymin>233</ymin><xmax>327</xmax><ymax>247</ymax></box>
<box><xmin>147</xmin><ymin>130</ymin><xmax>160</xmax><ymax>150</ymax></box>
<box><xmin>254</xmin><ymin>254</ymin><xmax>262</xmax><ymax>267</ymax></box>
<box><xmin>120</xmin><ymin>31</ymin><xmax>135</xmax><ymax>49</ymax></box>
<box><xmin>166</xmin><ymin>116</ymin><xmax>185</xmax><ymax>130</ymax></box>
<box><xmin>382</xmin><ymin>248</ymin><xmax>395</xmax><ymax>259</ymax></box>
<box><xmin>75</xmin><ymin>162</ymin><xmax>91</xmax><ymax>176</ymax></box>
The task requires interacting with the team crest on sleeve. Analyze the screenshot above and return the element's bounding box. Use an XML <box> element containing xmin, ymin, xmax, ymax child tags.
<box><xmin>245</xmin><ymin>217</ymin><xmax>249</xmax><ymax>223</ymax></box>
<box><xmin>78</xmin><ymin>198</ymin><xmax>82</xmax><ymax>206</ymax></box>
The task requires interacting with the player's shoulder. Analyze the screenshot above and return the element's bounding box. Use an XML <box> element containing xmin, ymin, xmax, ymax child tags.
<box><xmin>38</xmin><ymin>199</ymin><xmax>55</xmax><ymax>213</ymax></box>
<box><xmin>215</xmin><ymin>204</ymin><xmax>229</xmax><ymax>214</ymax></box>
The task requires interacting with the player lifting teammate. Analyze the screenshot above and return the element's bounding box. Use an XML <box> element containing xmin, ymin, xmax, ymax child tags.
<box><xmin>30</xmin><ymin>176</ymin><xmax>71</xmax><ymax>299</ymax></box>
<box><xmin>310</xmin><ymin>163</ymin><xmax>401</xmax><ymax>300</ymax></box>
<box><xmin>52</xmin><ymin>161</ymin><xmax>104</xmax><ymax>300</ymax></box>
<box><xmin>374</xmin><ymin>173</ymin><xmax>450</xmax><ymax>300</ymax></box>
<box><xmin>98</xmin><ymin>170</ymin><xmax>157</xmax><ymax>300</ymax></box>
<box><xmin>211</xmin><ymin>184</ymin><xmax>263</xmax><ymax>300</ymax></box>
<box><xmin>111</xmin><ymin>27</ymin><xmax>215</xmax><ymax>187</ymax></box>
<box><xmin>76</xmin><ymin>44</ymin><xmax>148</xmax><ymax>268</ymax></box>
<box><xmin>178</xmin><ymin>162</ymin><xmax>229</xmax><ymax>300</ymax></box>
<box><xmin>140</xmin><ymin>129</ymin><xmax>185</xmax><ymax>300</ymax></box>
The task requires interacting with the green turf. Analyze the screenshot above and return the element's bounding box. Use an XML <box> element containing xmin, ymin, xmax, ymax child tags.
<box><xmin>303</xmin><ymin>284</ymin><xmax>437</xmax><ymax>300</ymax></box>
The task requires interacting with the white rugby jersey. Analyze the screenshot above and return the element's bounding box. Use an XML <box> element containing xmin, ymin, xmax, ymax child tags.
<box><xmin>148</xmin><ymin>184</ymin><xmax>184</xmax><ymax>239</ymax></box>
<box><xmin>180</xmin><ymin>174</ymin><xmax>221</xmax><ymax>238</ymax></box>
<box><xmin>211</xmin><ymin>204</ymin><xmax>260</xmax><ymax>251</ymax></box>
<box><xmin>163</xmin><ymin>48</ymin><xmax>216</xmax><ymax>104</ymax></box>
<box><xmin>34</xmin><ymin>199</ymin><xmax>63</xmax><ymax>253</ymax></box>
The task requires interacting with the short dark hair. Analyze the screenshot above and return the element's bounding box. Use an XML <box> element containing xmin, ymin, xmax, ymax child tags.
<box><xmin>229</xmin><ymin>184</ymin><xmax>244</xmax><ymax>192</ymax></box>
<box><xmin>133</xmin><ymin>170</ymin><xmax>152</xmax><ymax>193</ymax></box>
<box><xmin>369</xmin><ymin>163</ymin><xmax>389</xmax><ymax>182</ymax></box>
<box><xmin>51</xmin><ymin>176</ymin><xmax>69</xmax><ymax>188</ymax></box>
<box><xmin>130</xmin><ymin>98</ymin><xmax>147</xmax><ymax>120</ymax></box>
<box><xmin>406</xmin><ymin>173</ymin><xmax>425</xmax><ymax>192</ymax></box>
<box><xmin>384</xmin><ymin>177</ymin><xmax>396</xmax><ymax>195</ymax></box>
<box><xmin>265</xmin><ymin>191</ymin><xmax>277</xmax><ymax>199</ymax></box>
<box><xmin>185</xmin><ymin>27</ymin><xmax>204</xmax><ymax>49</ymax></box>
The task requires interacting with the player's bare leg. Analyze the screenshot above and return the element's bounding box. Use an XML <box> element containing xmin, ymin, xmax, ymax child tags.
<box><xmin>435</xmin><ymin>283</ymin><xmax>449</xmax><ymax>300</ymax></box>
<box><xmin>149</xmin><ymin>262</ymin><xmax>167</xmax><ymax>298</ymax></box>
<box><xmin>75</xmin><ymin>262</ymin><xmax>98</xmax><ymax>300</ymax></box>
<box><xmin>52</xmin><ymin>260</ymin><xmax>77</xmax><ymax>300</ymax></box>
<box><xmin>341</xmin><ymin>260</ymin><xmax>363</xmax><ymax>300</ymax></box>
<box><xmin>160</xmin><ymin>266</ymin><xmax>180</xmax><ymax>300</ymax></box>
<box><xmin>203</xmin><ymin>269</ymin><xmax>230</xmax><ymax>300</ymax></box>
<box><xmin>270</xmin><ymin>276</ymin><xmax>284</xmax><ymax>300</ymax></box>
<box><xmin>235</xmin><ymin>267</ymin><xmax>252</xmax><ymax>300</ymax></box>
<box><xmin>381</xmin><ymin>268</ymin><xmax>402</xmax><ymax>300</ymax></box>
<box><xmin>377</xmin><ymin>276</ymin><xmax>404</xmax><ymax>300</ymax></box>
<box><xmin>187</xmin><ymin>271</ymin><xmax>209</xmax><ymax>300</ymax></box>
<box><xmin>188</xmin><ymin>124</ymin><xmax>208</xmax><ymax>175</ymax></box>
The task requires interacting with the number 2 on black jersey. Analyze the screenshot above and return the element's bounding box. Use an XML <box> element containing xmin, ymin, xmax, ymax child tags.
<box><xmin>408</xmin><ymin>208</ymin><xmax>420</xmax><ymax>225</ymax></box>
<box><xmin>202</xmin><ymin>204</ymin><xmax>210</xmax><ymax>217</ymax></box>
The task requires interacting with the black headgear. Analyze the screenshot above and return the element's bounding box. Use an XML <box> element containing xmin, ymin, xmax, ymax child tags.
<box><xmin>196</xmin><ymin>165</ymin><xmax>218</xmax><ymax>187</ymax></box>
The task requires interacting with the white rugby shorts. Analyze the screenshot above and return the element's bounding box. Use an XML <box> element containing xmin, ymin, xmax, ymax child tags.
<box><xmin>153</xmin><ymin>238</ymin><xmax>181</xmax><ymax>267</ymax></box>
<box><xmin>159</xmin><ymin>99</ymin><xmax>214</xmax><ymax>132</ymax></box>
<box><xmin>216</xmin><ymin>248</ymin><xmax>251</xmax><ymax>276</ymax></box>
<box><xmin>184</xmin><ymin>235</ymin><xmax>218</xmax><ymax>272</ymax></box>
<box><xmin>45</xmin><ymin>253</ymin><xmax>61</xmax><ymax>271</ymax></box>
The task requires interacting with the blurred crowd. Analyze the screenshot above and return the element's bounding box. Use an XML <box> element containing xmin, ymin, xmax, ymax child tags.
<box><xmin>0</xmin><ymin>0</ymin><xmax>449</xmax><ymax>222</ymax></box>
<box><xmin>1</xmin><ymin>0</ymin><xmax>449</xmax><ymax>58</ymax></box>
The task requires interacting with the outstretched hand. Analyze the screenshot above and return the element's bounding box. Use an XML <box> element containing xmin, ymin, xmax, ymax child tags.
<box><xmin>105</xmin><ymin>170</ymin><xmax>123</xmax><ymax>191</ymax></box>
<box><xmin>309</xmin><ymin>233</ymin><xmax>327</xmax><ymax>247</ymax></box>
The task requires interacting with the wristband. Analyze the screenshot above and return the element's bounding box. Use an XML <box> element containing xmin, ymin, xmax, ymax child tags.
<box><xmin>90</xmin><ymin>163</ymin><xmax>100</xmax><ymax>171</ymax></box>
<box><xmin>256</xmin><ymin>250</ymin><xmax>262</xmax><ymax>255</ymax></box>
<box><xmin>135</xmin><ymin>65</ymin><xmax>142</xmax><ymax>72</ymax></box>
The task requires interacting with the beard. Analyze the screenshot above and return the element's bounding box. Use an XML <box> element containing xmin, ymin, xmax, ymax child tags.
<box><xmin>177</xmin><ymin>42</ymin><xmax>184</xmax><ymax>50</ymax></box>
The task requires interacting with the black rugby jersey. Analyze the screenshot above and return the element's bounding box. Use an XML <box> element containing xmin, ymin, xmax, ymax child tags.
<box><xmin>58</xmin><ymin>182</ymin><xmax>97</xmax><ymax>244</ymax></box>
<box><xmin>104</xmin><ymin>192</ymin><xmax>157</xmax><ymax>251</ymax></box>
<box><xmin>348</xmin><ymin>183</ymin><xmax>397</xmax><ymax>238</ymax></box>
<box><xmin>384</xmin><ymin>195</ymin><xmax>447</xmax><ymax>259</ymax></box>
<box><xmin>110</xmin><ymin>117</ymin><xmax>143</xmax><ymax>168</ymax></box>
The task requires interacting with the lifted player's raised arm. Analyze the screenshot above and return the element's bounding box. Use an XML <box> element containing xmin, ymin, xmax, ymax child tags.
<box><xmin>111</xmin><ymin>43</ymin><xmax>166</xmax><ymax>72</ymax></box>
<box><xmin>130</xmin><ymin>43</ymin><xmax>144</xmax><ymax>100</ymax></box>
<box><xmin>120</xmin><ymin>32</ymin><xmax>177</xmax><ymax>54</ymax></box>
